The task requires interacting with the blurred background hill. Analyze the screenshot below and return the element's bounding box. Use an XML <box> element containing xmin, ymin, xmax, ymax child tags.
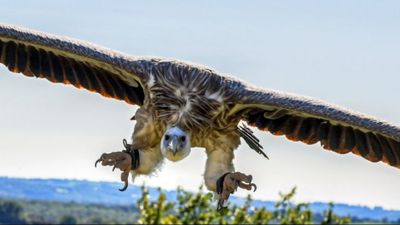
<box><xmin>0</xmin><ymin>177</ymin><xmax>399</xmax><ymax>224</ymax></box>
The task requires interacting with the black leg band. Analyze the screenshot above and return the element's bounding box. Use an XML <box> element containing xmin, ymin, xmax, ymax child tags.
<box><xmin>216</xmin><ymin>172</ymin><xmax>231</xmax><ymax>195</ymax></box>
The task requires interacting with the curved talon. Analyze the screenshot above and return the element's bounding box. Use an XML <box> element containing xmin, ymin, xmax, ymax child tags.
<box><xmin>95</xmin><ymin>158</ymin><xmax>102</xmax><ymax>168</ymax></box>
<box><xmin>119</xmin><ymin>179</ymin><xmax>128</xmax><ymax>192</ymax></box>
<box><xmin>251</xmin><ymin>183</ymin><xmax>257</xmax><ymax>192</ymax></box>
<box><xmin>95</xmin><ymin>145</ymin><xmax>135</xmax><ymax>192</ymax></box>
<box><xmin>112</xmin><ymin>160</ymin><xmax>123</xmax><ymax>172</ymax></box>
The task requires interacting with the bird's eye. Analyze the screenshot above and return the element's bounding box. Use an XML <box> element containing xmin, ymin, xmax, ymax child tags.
<box><xmin>180</xmin><ymin>136</ymin><xmax>186</xmax><ymax>142</ymax></box>
<box><xmin>165</xmin><ymin>135</ymin><xmax>170</xmax><ymax>141</ymax></box>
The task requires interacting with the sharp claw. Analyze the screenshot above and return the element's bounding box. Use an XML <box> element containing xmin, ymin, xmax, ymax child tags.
<box><xmin>217</xmin><ymin>200</ymin><xmax>224</xmax><ymax>211</ymax></box>
<box><xmin>248</xmin><ymin>175</ymin><xmax>253</xmax><ymax>184</ymax></box>
<box><xmin>95</xmin><ymin>158</ymin><xmax>102</xmax><ymax>168</ymax></box>
<box><xmin>119</xmin><ymin>179</ymin><xmax>128</xmax><ymax>192</ymax></box>
<box><xmin>112</xmin><ymin>160</ymin><xmax>119</xmax><ymax>172</ymax></box>
<box><xmin>251</xmin><ymin>183</ymin><xmax>257</xmax><ymax>192</ymax></box>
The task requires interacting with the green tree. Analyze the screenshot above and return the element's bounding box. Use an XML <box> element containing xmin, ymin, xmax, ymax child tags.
<box><xmin>272</xmin><ymin>187</ymin><xmax>312</xmax><ymax>224</ymax></box>
<box><xmin>60</xmin><ymin>215</ymin><xmax>78</xmax><ymax>225</ymax></box>
<box><xmin>135</xmin><ymin>185</ymin><xmax>350</xmax><ymax>224</ymax></box>
<box><xmin>137</xmin><ymin>187</ymin><xmax>351</xmax><ymax>224</ymax></box>
<box><xmin>321</xmin><ymin>203</ymin><xmax>351</xmax><ymax>225</ymax></box>
<box><xmin>0</xmin><ymin>201</ymin><xmax>27</xmax><ymax>224</ymax></box>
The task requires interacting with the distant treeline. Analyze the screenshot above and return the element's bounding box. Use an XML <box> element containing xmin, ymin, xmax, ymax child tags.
<box><xmin>0</xmin><ymin>186</ymin><xmax>395</xmax><ymax>224</ymax></box>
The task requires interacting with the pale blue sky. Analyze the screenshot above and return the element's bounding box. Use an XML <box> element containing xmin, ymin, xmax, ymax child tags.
<box><xmin>1</xmin><ymin>0</ymin><xmax>400</xmax><ymax>209</ymax></box>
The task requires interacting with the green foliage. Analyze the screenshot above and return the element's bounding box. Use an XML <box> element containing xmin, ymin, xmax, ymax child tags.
<box><xmin>60</xmin><ymin>215</ymin><xmax>78</xmax><ymax>225</ymax></box>
<box><xmin>2</xmin><ymin>186</ymin><xmax>385</xmax><ymax>224</ymax></box>
<box><xmin>321</xmin><ymin>203</ymin><xmax>352</xmax><ymax>225</ymax></box>
<box><xmin>0</xmin><ymin>201</ymin><xmax>27</xmax><ymax>224</ymax></box>
<box><xmin>136</xmin><ymin>186</ymin><xmax>350</xmax><ymax>224</ymax></box>
<box><xmin>0</xmin><ymin>198</ymin><xmax>137</xmax><ymax>224</ymax></box>
<box><xmin>273</xmin><ymin>187</ymin><xmax>312</xmax><ymax>224</ymax></box>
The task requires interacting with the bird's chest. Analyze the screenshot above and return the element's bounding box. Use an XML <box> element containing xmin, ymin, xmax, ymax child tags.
<box><xmin>148</xmin><ymin>85</ymin><xmax>229</xmax><ymax>131</ymax></box>
<box><xmin>142</xmin><ymin>74</ymin><xmax>241</xmax><ymax>149</ymax></box>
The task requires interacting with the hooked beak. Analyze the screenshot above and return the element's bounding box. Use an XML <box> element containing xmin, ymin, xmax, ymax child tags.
<box><xmin>168</xmin><ymin>136</ymin><xmax>179</xmax><ymax>156</ymax></box>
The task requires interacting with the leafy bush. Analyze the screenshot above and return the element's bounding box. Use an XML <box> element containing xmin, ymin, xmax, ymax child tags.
<box><xmin>136</xmin><ymin>186</ymin><xmax>351</xmax><ymax>224</ymax></box>
<box><xmin>0</xmin><ymin>186</ymin><xmax>354</xmax><ymax>224</ymax></box>
<box><xmin>0</xmin><ymin>201</ymin><xmax>27</xmax><ymax>224</ymax></box>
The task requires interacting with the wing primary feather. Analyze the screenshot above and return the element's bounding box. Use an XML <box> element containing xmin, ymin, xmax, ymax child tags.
<box><xmin>82</xmin><ymin>62</ymin><xmax>100</xmax><ymax>92</ymax></box>
<box><xmin>16</xmin><ymin>43</ymin><xmax>27</xmax><ymax>74</ymax></box>
<box><xmin>267</xmin><ymin>115</ymin><xmax>289</xmax><ymax>135</ymax></box>
<box><xmin>328</xmin><ymin>125</ymin><xmax>341</xmax><ymax>151</ymax></box>
<box><xmin>242</xmin><ymin>125</ymin><xmax>260</xmax><ymax>142</ymax></box>
<box><xmin>5</xmin><ymin>41</ymin><xmax>17</xmax><ymax>72</ymax></box>
<box><xmin>317</xmin><ymin>122</ymin><xmax>329</xmax><ymax>143</ymax></box>
<box><xmin>240</xmin><ymin>124</ymin><xmax>262</xmax><ymax>144</ymax></box>
<box><xmin>290</xmin><ymin>117</ymin><xmax>304</xmax><ymax>142</ymax></box>
<box><xmin>298</xmin><ymin>118</ymin><xmax>313</xmax><ymax>141</ymax></box>
<box><xmin>27</xmin><ymin>46</ymin><xmax>41</xmax><ymax>76</ymax></box>
<box><xmin>96</xmin><ymin>69</ymin><xmax>117</xmax><ymax>98</ymax></box>
<box><xmin>284</xmin><ymin>116</ymin><xmax>301</xmax><ymax>141</ymax></box>
<box><xmin>342</xmin><ymin>127</ymin><xmax>355</xmax><ymax>152</ymax></box>
<box><xmin>62</xmin><ymin>57</ymin><xmax>80</xmax><ymax>86</ymax></box>
<box><xmin>303</xmin><ymin>119</ymin><xmax>319</xmax><ymax>144</ymax></box>
<box><xmin>376</xmin><ymin>134</ymin><xmax>397</xmax><ymax>166</ymax></box>
<box><xmin>387</xmin><ymin>139</ymin><xmax>400</xmax><ymax>166</ymax></box>
<box><xmin>239</xmin><ymin>124</ymin><xmax>268</xmax><ymax>159</ymax></box>
<box><xmin>333</xmin><ymin>126</ymin><xmax>351</xmax><ymax>154</ymax></box>
<box><xmin>366</xmin><ymin>133</ymin><xmax>382</xmax><ymax>162</ymax></box>
<box><xmin>0</xmin><ymin>40</ymin><xmax>4</xmax><ymax>63</ymax></box>
<box><xmin>56</xmin><ymin>56</ymin><xmax>70</xmax><ymax>84</ymax></box>
<box><xmin>74</xmin><ymin>61</ymin><xmax>91</xmax><ymax>90</ymax></box>
<box><xmin>354</xmin><ymin>129</ymin><xmax>369</xmax><ymax>158</ymax></box>
<box><xmin>393</xmin><ymin>141</ymin><xmax>400</xmax><ymax>166</ymax></box>
<box><xmin>87</xmin><ymin>66</ymin><xmax>107</xmax><ymax>95</ymax></box>
<box><xmin>49</xmin><ymin>51</ymin><xmax>64</xmax><ymax>82</ymax></box>
<box><xmin>239</xmin><ymin>125</ymin><xmax>260</xmax><ymax>147</ymax></box>
<box><xmin>105</xmin><ymin>71</ymin><xmax>126</xmax><ymax>100</ymax></box>
<box><xmin>255</xmin><ymin>113</ymin><xmax>270</xmax><ymax>129</ymax></box>
<box><xmin>39</xmin><ymin>49</ymin><xmax>51</xmax><ymax>79</ymax></box>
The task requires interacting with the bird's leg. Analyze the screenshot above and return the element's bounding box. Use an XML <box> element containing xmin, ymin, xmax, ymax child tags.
<box><xmin>95</xmin><ymin>139</ymin><xmax>164</xmax><ymax>192</ymax></box>
<box><xmin>204</xmin><ymin>149</ymin><xmax>257</xmax><ymax>211</ymax></box>
<box><xmin>96</xmin><ymin>108</ymin><xmax>163</xmax><ymax>191</ymax></box>
<box><xmin>95</xmin><ymin>139</ymin><xmax>138</xmax><ymax>191</ymax></box>
<box><xmin>216</xmin><ymin>172</ymin><xmax>257</xmax><ymax>211</ymax></box>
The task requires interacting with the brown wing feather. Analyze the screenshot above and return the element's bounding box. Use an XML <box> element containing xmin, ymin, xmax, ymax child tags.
<box><xmin>0</xmin><ymin>38</ymin><xmax>144</xmax><ymax>105</ymax></box>
<box><xmin>243</xmin><ymin>109</ymin><xmax>400</xmax><ymax>168</ymax></box>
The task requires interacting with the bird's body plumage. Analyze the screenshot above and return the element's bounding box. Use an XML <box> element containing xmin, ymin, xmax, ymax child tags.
<box><xmin>1</xmin><ymin>23</ymin><xmax>400</xmax><ymax>205</ymax></box>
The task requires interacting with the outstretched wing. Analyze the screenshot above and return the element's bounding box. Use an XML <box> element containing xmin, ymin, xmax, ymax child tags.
<box><xmin>2</xmin><ymin>24</ymin><xmax>400</xmax><ymax>169</ymax></box>
<box><xmin>0</xmin><ymin>23</ymin><xmax>146</xmax><ymax>105</ymax></box>
<box><xmin>228</xmin><ymin>83</ymin><xmax>400</xmax><ymax>168</ymax></box>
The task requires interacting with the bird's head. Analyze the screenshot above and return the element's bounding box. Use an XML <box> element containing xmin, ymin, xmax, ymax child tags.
<box><xmin>160</xmin><ymin>126</ymin><xmax>191</xmax><ymax>162</ymax></box>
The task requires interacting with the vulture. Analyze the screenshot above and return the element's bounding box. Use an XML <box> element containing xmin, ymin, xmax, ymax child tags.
<box><xmin>1</xmin><ymin>23</ymin><xmax>400</xmax><ymax>210</ymax></box>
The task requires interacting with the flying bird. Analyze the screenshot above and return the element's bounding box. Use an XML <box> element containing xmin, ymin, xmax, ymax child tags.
<box><xmin>1</xmin><ymin>24</ymin><xmax>400</xmax><ymax>210</ymax></box>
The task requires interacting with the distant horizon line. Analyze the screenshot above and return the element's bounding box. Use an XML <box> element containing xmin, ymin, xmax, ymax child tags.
<box><xmin>1</xmin><ymin>175</ymin><xmax>398</xmax><ymax>212</ymax></box>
